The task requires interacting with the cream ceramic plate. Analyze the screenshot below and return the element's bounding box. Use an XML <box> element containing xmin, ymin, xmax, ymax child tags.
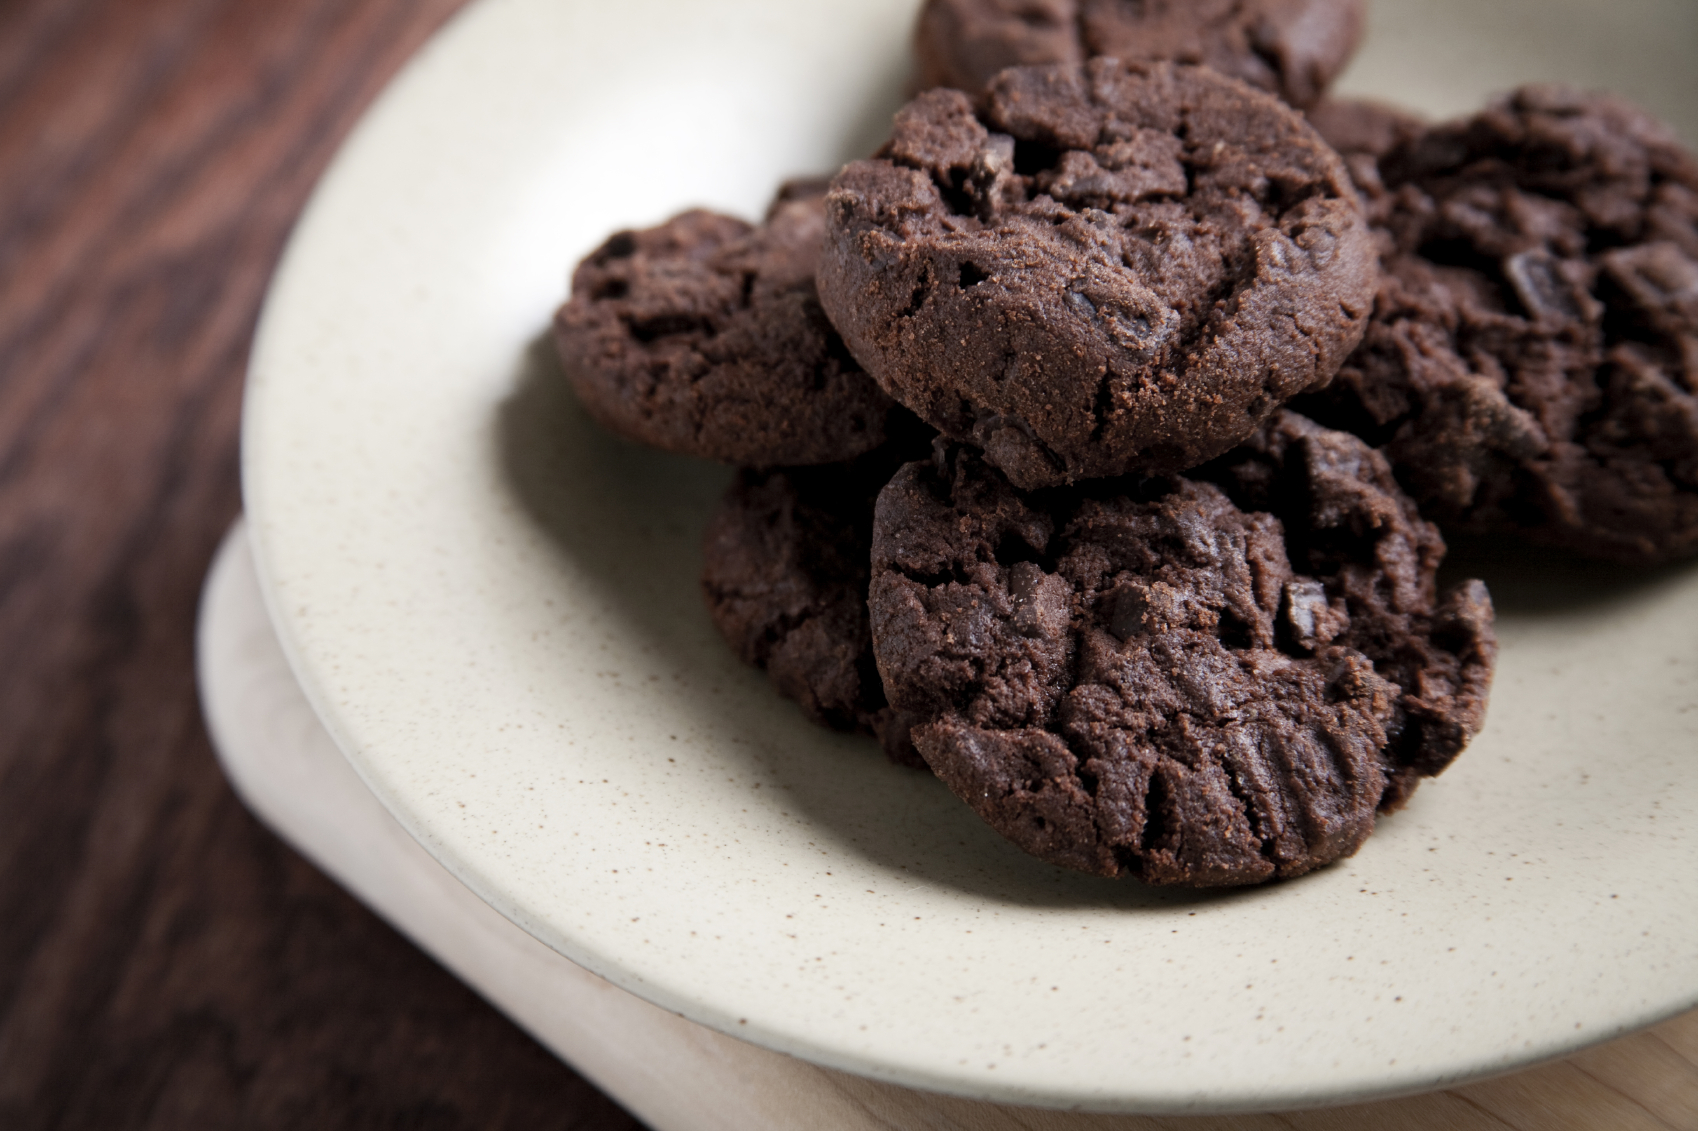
<box><xmin>243</xmin><ymin>0</ymin><xmax>1698</xmax><ymax>1113</ymax></box>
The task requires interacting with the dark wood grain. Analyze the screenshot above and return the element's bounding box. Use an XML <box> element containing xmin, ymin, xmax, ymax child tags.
<box><xmin>0</xmin><ymin>1</ymin><xmax>641</xmax><ymax>1126</ymax></box>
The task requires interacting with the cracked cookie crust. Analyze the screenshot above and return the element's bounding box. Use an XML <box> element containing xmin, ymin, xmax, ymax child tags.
<box><xmin>913</xmin><ymin>0</ymin><xmax>1365</xmax><ymax>110</ymax></box>
<box><xmin>819</xmin><ymin>60</ymin><xmax>1376</xmax><ymax>490</ymax></box>
<box><xmin>1295</xmin><ymin>86</ymin><xmax>1698</xmax><ymax>565</ymax></box>
<box><xmin>867</xmin><ymin>413</ymin><xmax>1495</xmax><ymax>885</ymax></box>
<box><xmin>555</xmin><ymin>181</ymin><xmax>897</xmax><ymax>467</ymax></box>
<box><xmin>1198</xmin><ymin>410</ymin><xmax>1498</xmax><ymax>806</ymax></box>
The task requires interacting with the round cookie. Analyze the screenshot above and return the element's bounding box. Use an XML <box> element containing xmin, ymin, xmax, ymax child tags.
<box><xmin>868</xmin><ymin>413</ymin><xmax>1495</xmax><ymax>885</ymax></box>
<box><xmin>701</xmin><ymin>421</ymin><xmax>935</xmax><ymax>767</ymax></box>
<box><xmin>1293</xmin><ymin>86</ymin><xmax>1698</xmax><ymax>564</ymax></box>
<box><xmin>556</xmin><ymin>181</ymin><xmax>897</xmax><ymax>467</ymax></box>
<box><xmin>819</xmin><ymin>60</ymin><xmax>1377</xmax><ymax>490</ymax></box>
<box><xmin>914</xmin><ymin>0</ymin><xmax>1365</xmax><ymax>110</ymax></box>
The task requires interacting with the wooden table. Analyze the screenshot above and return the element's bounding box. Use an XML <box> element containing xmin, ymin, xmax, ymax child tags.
<box><xmin>0</xmin><ymin>1</ymin><xmax>1692</xmax><ymax>1127</ymax></box>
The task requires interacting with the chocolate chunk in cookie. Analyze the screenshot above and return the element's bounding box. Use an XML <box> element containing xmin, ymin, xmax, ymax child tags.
<box><xmin>868</xmin><ymin>413</ymin><xmax>1494</xmax><ymax>885</ymax></box>
<box><xmin>702</xmin><ymin>418</ymin><xmax>935</xmax><ymax>766</ymax></box>
<box><xmin>556</xmin><ymin>181</ymin><xmax>897</xmax><ymax>467</ymax></box>
<box><xmin>819</xmin><ymin>60</ymin><xmax>1376</xmax><ymax>489</ymax></box>
<box><xmin>914</xmin><ymin>0</ymin><xmax>1364</xmax><ymax>110</ymax></box>
<box><xmin>1294</xmin><ymin>86</ymin><xmax>1698</xmax><ymax>564</ymax></box>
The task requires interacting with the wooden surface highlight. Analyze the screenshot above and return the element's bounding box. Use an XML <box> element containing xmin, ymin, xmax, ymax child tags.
<box><xmin>0</xmin><ymin>0</ymin><xmax>1692</xmax><ymax>1127</ymax></box>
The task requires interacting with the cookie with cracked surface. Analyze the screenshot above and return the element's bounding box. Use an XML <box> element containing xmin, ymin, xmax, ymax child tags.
<box><xmin>1293</xmin><ymin>86</ymin><xmax>1698</xmax><ymax>565</ymax></box>
<box><xmin>819</xmin><ymin>60</ymin><xmax>1377</xmax><ymax>490</ymax></box>
<box><xmin>555</xmin><ymin>181</ymin><xmax>897</xmax><ymax>467</ymax></box>
<box><xmin>1305</xmin><ymin>97</ymin><xmax>1425</xmax><ymax>218</ymax></box>
<box><xmin>701</xmin><ymin>420</ymin><xmax>935</xmax><ymax>767</ymax></box>
<box><xmin>867</xmin><ymin>415</ymin><xmax>1494</xmax><ymax>885</ymax></box>
<box><xmin>1198</xmin><ymin>411</ymin><xmax>1498</xmax><ymax>807</ymax></box>
<box><xmin>913</xmin><ymin>0</ymin><xmax>1365</xmax><ymax>110</ymax></box>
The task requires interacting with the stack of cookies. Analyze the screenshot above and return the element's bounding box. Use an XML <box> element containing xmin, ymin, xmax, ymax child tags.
<box><xmin>553</xmin><ymin>0</ymin><xmax>1698</xmax><ymax>887</ymax></box>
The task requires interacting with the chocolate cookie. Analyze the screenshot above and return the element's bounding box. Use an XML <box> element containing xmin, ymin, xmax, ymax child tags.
<box><xmin>556</xmin><ymin>181</ymin><xmax>897</xmax><ymax>467</ymax></box>
<box><xmin>1306</xmin><ymin>97</ymin><xmax>1425</xmax><ymax>213</ymax></box>
<box><xmin>868</xmin><ymin>413</ymin><xmax>1494</xmax><ymax>885</ymax></box>
<box><xmin>819</xmin><ymin>60</ymin><xmax>1377</xmax><ymax>490</ymax></box>
<box><xmin>1198</xmin><ymin>411</ymin><xmax>1497</xmax><ymax>806</ymax></box>
<box><xmin>701</xmin><ymin>421</ymin><xmax>934</xmax><ymax>766</ymax></box>
<box><xmin>1307</xmin><ymin>98</ymin><xmax>1425</xmax><ymax>164</ymax></box>
<box><xmin>914</xmin><ymin>0</ymin><xmax>1365</xmax><ymax>110</ymax></box>
<box><xmin>1294</xmin><ymin>86</ymin><xmax>1698</xmax><ymax>564</ymax></box>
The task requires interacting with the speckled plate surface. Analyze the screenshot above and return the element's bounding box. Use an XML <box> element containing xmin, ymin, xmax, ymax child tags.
<box><xmin>242</xmin><ymin>0</ymin><xmax>1698</xmax><ymax>1113</ymax></box>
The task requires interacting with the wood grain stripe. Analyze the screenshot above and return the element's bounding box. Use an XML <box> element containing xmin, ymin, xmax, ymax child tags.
<box><xmin>0</xmin><ymin>2</ymin><xmax>642</xmax><ymax>1126</ymax></box>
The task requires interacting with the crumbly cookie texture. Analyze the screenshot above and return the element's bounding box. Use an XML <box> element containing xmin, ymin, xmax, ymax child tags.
<box><xmin>1197</xmin><ymin>411</ymin><xmax>1497</xmax><ymax>805</ymax></box>
<box><xmin>701</xmin><ymin>420</ymin><xmax>935</xmax><ymax>767</ymax></box>
<box><xmin>868</xmin><ymin>412</ymin><xmax>1494</xmax><ymax>885</ymax></box>
<box><xmin>555</xmin><ymin>181</ymin><xmax>897</xmax><ymax>467</ymax></box>
<box><xmin>1294</xmin><ymin>86</ymin><xmax>1698</xmax><ymax>565</ymax></box>
<box><xmin>1305</xmin><ymin>96</ymin><xmax>1426</xmax><ymax>204</ymax></box>
<box><xmin>819</xmin><ymin>60</ymin><xmax>1376</xmax><ymax>490</ymax></box>
<box><xmin>914</xmin><ymin>0</ymin><xmax>1364</xmax><ymax>110</ymax></box>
